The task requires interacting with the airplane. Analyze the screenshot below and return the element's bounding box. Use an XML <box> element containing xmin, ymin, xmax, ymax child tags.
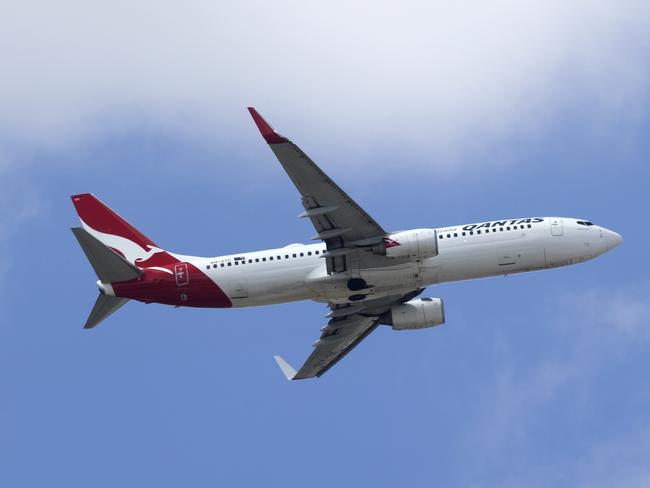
<box><xmin>70</xmin><ymin>107</ymin><xmax>623</xmax><ymax>380</ymax></box>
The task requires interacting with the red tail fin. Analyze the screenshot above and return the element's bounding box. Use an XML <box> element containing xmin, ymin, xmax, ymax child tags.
<box><xmin>71</xmin><ymin>193</ymin><xmax>178</xmax><ymax>267</ymax></box>
<box><xmin>71</xmin><ymin>193</ymin><xmax>158</xmax><ymax>249</ymax></box>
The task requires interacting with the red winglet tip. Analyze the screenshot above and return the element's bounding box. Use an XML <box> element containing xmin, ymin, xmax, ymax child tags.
<box><xmin>247</xmin><ymin>107</ymin><xmax>288</xmax><ymax>144</ymax></box>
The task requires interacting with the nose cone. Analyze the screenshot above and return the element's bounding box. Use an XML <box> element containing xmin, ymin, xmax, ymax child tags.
<box><xmin>605</xmin><ymin>229</ymin><xmax>623</xmax><ymax>251</ymax></box>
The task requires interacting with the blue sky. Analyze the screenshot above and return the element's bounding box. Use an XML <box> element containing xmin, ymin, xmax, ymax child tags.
<box><xmin>1</xmin><ymin>2</ymin><xmax>649</xmax><ymax>486</ymax></box>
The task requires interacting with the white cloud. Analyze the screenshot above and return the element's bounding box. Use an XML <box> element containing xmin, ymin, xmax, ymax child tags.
<box><xmin>0</xmin><ymin>0</ymin><xmax>648</xmax><ymax>168</ymax></box>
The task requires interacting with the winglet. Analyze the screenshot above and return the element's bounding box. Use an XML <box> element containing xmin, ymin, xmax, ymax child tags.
<box><xmin>248</xmin><ymin>107</ymin><xmax>289</xmax><ymax>144</ymax></box>
<box><xmin>273</xmin><ymin>355</ymin><xmax>297</xmax><ymax>380</ymax></box>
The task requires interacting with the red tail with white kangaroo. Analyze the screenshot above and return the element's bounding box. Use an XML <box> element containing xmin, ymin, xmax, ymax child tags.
<box><xmin>71</xmin><ymin>193</ymin><xmax>231</xmax><ymax>329</ymax></box>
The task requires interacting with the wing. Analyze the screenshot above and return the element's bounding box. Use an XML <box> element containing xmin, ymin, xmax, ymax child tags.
<box><xmin>274</xmin><ymin>290</ymin><xmax>423</xmax><ymax>380</ymax></box>
<box><xmin>248</xmin><ymin>108</ymin><xmax>387</xmax><ymax>274</ymax></box>
<box><xmin>277</xmin><ymin>315</ymin><xmax>380</xmax><ymax>380</ymax></box>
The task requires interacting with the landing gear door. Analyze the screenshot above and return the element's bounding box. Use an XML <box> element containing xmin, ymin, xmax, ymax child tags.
<box><xmin>229</xmin><ymin>280</ymin><xmax>249</xmax><ymax>299</ymax></box>
<box><xmin>550</xmin><ymin>218</ymin><xmax>564</xmax><ymax>236</ymax></box>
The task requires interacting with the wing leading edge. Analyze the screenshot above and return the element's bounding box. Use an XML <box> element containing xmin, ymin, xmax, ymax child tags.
<box><xmin>248</xmin><ymin>107</ymin><xmax>387</xmax><ymax>274</ymax></box>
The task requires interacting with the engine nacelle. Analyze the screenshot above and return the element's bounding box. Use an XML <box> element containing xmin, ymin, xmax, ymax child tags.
<box><xmin>384</xmin><ymin>298</ymin><xmax>445</xmax><ymax>330</ymax></box>
<box><xmin>372</xmin><ymin>229</ymin><xmax>438</xmax><ymax>260</ymax></box>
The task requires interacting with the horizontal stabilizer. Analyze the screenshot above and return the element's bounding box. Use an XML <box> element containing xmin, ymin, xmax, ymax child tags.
<box><xmin>273</xmin><ymin>355</ymin><xmax>297</xmax><ymax>381</ymax></box>
<box><xmin>71</xmin><ymin>227</ymin><xmax>143</xmax><ymax>283</ymax></box>
<box><xmin>84</xmin><ymin>293</ymin><xmax>129</xmax><ymax>329</ymax></box>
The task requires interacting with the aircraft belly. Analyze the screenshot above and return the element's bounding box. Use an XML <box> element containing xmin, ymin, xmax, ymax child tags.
<box><xmin>514</xmin><ymin>247</ymin><xmax>546</xmax><ymax>272</ymax></box>
<box><xmin>230</xmin><ymin>264</ymin><xmax>317</xmax><ymax>307</ymax></box>
<box><xmin>358</xmin><ymin>263</ymin><xmax>421</xmax><ymax>295</ymax></box>
<box><xmin>433</xmin><ymin>244</ymin><xmax>546</xmax><ymax>283</ymax></box>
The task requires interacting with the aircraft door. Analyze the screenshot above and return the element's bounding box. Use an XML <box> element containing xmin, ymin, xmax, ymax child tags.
<box><xmin>550</xmin><ymin>218</ymin><xmax>564</xmax><ymax>236</ymax></box>
<box><xmin>174</xmin><ymin>263</ymin><xmax>189</xmax><ymax>286</ymax></box>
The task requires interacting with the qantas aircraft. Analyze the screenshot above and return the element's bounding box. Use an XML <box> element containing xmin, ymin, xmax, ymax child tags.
<box><xmin>71</xmin><ymin>107</ymin><xmax>623</xmax><ymax>380</ymax></box>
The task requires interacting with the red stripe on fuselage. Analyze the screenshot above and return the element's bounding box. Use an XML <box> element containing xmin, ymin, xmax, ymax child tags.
<box><xmin>112</xmin><ymin>263</ymin><xmax>232</xmax><ymax>308</ymax></box>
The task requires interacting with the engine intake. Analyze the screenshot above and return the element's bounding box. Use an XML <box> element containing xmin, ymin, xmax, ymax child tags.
<box><xmin>383</xmin><ymin>297</ymin><xmax>445</xmax><ymax>330</ymax></box>
<box><xmin>372</xmin><ymin>229</ymin><xmax>438</xmax><ymax>261</ymax></box>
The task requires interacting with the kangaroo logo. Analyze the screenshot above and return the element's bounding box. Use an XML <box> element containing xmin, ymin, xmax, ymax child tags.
<box><xmin>81</xmin><ymin>220</ymin><xmax>166</xmax><ymax>265</ymax></box>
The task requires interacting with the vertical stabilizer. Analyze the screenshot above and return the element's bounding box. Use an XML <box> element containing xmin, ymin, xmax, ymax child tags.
<box><xmin>70</xmin><ymin>193</ymin><xmax>178</xmax><ymax>267</ymax></box>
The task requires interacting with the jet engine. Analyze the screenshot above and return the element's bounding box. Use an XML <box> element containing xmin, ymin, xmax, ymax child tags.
<box><xmin>372</xmin><ymin>229</ymin><xmax>438</xmax><ymax>261</ymax></box>
<box><xmin>382</xmin><ymin>297</ymin><xmax>445</xmax><ymax>330</ymax></box>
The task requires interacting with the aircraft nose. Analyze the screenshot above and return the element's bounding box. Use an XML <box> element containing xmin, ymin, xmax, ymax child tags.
<box><xmin>605</xmin><ymin>229</ymin><xmax>623</xmax><ymax>250</ymax></box>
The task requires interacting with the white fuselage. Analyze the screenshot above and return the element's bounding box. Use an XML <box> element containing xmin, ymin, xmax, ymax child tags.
<box><xmin>193</xmin><ymin>217</ymin><xmax>622</xmax><ymax>307</ymax></box>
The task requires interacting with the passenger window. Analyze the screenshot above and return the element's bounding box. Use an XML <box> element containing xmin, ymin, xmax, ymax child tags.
<box><xmin>300</xmin><ymin>253</ymin><xmax>304</xmax><ymax>257</ymax></box>
<box><xmin>454</xmin><ymin>233</ymin><xmax>458</xmax><ymax>237</ymax></box>
<box><xmin>227</xmin><ymin>262</ymin><xmax>232</xmax><ymax>266</ymax></box>
<box><xmin>440</xmin><ymin>235</ymin><xmax>444</xmax><ymax>239</ymax></box>
<box><xmin>446</xmin><ymin>234</ymin><xmax>451</xmax><ymax>238</ymax></box>
<box><xmin>492</xmin><ymin>229</ymin><xmax>497</xmax><ymax>233</ymax></box>
<box><xmin>499</xmin><ymin>228</ymin><xmax>503</xmax><ymax>232</ymax></box>
<box><xmin>285</xmin><ymin>254</ymin><xmax>289</xmax><ymax>259</ymax></box>
<box><xmin>248</xmin><ymin>259</ymin><xmax>252</xmax><ymax>263</ymax></box>
<box><xmin>477</xmin><ymin>230</ymin><xmax>481</xmax><ymax>234</ymax></box>
<box><xmin>315</xmin><ymin>250</ymin><xmax>319</xmax><ymax>255</ymax></box>
<box><xmin>220</xmin><ymin>263</ymin><xmax>225</xmax><ymax>267</ymax></box>
<box><xmin>308</xmin><ymin>251</ymin><xmax>312</xmax><ymax>256</ymax></box>
<box><xmin>277</xmin><ymin>256</ymin><xmax>281</xmax><ymax>260</ymax></box>
<box><xmin>506</xmin><ymin>227</ymin><xmax>510</xmax><ymax>230</ymax></box>
<box><xmin>527</xmin><ymin>224</ymin><xmax>531</xmax><ymax>229</ymax></box>
<box><xmin>206</xmin><ymin>265</ymin><xmax>210</xmax><ymax>270</ymax></box>
<box><xmin>255</xmin><ymin>258</ymin><xmax>259</xmax><ymax>263</ymax></box>
<box><xmin>293</xmin><ymin>253</ymin><xmax>297</xmax><ymax>258</ymax></box>
<box><xmin>235</xmin><ymin>261</ymin><xmax>239</xmax><ymax>265</ymax></box>
<box><xmin>262</xmin><ymin>257</ymin><xmax>266</xmax><ymax>262</ymax></box>
<box><xmin>470</xmin><ymin>231</ymin><xmax>474</xmax><ymax>235</ymax></box>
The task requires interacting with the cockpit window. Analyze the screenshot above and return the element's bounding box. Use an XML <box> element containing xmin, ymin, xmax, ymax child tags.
<box><xmin>577</xmin><ymin>220</ymin><xmax>594</xmax><ymax>226</ymax></box>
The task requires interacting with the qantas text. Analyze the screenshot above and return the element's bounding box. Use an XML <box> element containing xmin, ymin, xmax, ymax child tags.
<box><xmin>462</xmin><ymin>218</ymin><xmax>544</xmax><ymax>231</ymax></box>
